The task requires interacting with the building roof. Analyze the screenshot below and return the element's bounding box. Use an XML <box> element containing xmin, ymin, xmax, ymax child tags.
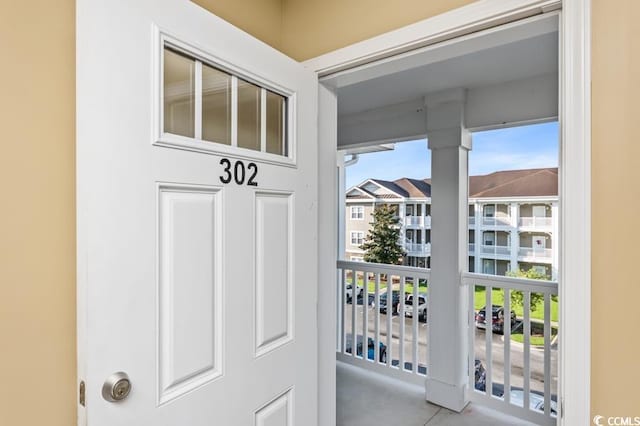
<box><xmin>346</xmin><ymin>168</ymin><xmax>558</xmax><ymax>200</ymax></box>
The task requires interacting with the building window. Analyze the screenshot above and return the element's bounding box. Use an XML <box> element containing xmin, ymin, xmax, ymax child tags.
<box><xmin>351</xmin><ymin>231</ymin><xmax>364</xmax><ymax>246</ymax></box>
<box><xmin>350</xmin><ymin>206</ymin><xmax>364</xmax><ymax>220</ymax></box>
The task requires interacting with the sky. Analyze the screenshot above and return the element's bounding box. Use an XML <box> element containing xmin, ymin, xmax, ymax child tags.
<box><xmin>345</xmin><ymin>121</ymin><xmax>559</xmax><ymax>188</ymax></box>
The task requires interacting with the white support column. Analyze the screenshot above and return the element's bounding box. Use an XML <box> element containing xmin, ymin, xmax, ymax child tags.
<box><xmin>551</xmin><ymin>202</ymin><xmax>559</xmax><ymax>280</ymax></box>
<box><xmin>337</xmin><ymin>155</ymin><xmax>346</xmax><ymax>261</ymax></box>
<box><xmin>425</xmin><ymin>90</ymin><xmax>470</xmax><ymax>412</ymax></box>
<box><xmin>510</xmin><ymin>202</ymin><xmax>520</xmax><ymax>272</ymax></box>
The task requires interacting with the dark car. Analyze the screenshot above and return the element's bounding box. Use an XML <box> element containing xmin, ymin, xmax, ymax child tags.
<box><xmin>345</xmin><ymin>334</ymin><xmax>387</xmax><ymax>363</ymax></box>
<box><xmin>475</xmin><ymin>305</ymin><xmax>517</xmax><ymax>334</ymax></box>
<box><xmin>378</xmin><ymin>290</ymin><xmax>402</xmax><ymax>315</ymax></box>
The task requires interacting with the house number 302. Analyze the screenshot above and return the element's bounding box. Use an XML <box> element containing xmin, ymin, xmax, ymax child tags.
<box><xmin>219</xmin><ymin>158</ymin><xmax>258</xmax><ymax>186</ymax></box>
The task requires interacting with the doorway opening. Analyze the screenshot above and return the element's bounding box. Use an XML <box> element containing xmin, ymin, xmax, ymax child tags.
<box><xmin>327</xmin><ymin>10</ymin><xmax>562</xmax><ymax>426</ymax></box>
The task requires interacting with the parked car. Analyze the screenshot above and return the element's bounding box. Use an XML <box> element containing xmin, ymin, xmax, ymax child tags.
<box><xmin>345</xmin><ymin>334</ymin><xmax>387</xmax><ymax>363</ymax></box>
<box><xmin>345</xmin><ymin>284</ymin><xmax>363</xmax><ymax>304</ymax></box>
<box><xmin>509</xmin><ymin>390</ymin><xmax>558</xmax><ymax>416</ymax></box>
<box><xmin>403</xmin><ymin>293</ymin><xmax>427</xmax><ymax>322</ymax></box>
<box><xmin>378</xmin><ymin>290</ymin><xmax>402</xmax><ymax>315</ymax></box>
<box><xmin>475</xmin><ymin>305</ymin><xmax>517</xmax><ymax>334</ymax></box>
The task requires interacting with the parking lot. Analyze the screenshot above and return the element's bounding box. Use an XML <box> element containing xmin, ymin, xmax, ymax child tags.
<box><xmin>343</xmin><ymin>304</ymin><xmax>557</xmax><ymax>395</ymax></box>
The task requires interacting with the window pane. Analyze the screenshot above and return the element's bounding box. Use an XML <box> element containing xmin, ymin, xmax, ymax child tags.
<box><xmin>237</xmin><ymin>79</ymin><xmax>261</xmax><ymax>151</ymax></box>
<box><xmin>202</xmin><ymin>64</ymin><xmax>232</xmax><ymax>145</ymax></box>
<box><xmin>266</xmin><ymin>90</ymin><xmax>286</xmax><ymax>155</ymax></box>
<box><xmin>163</xmin><ymin>48</ymin><xmax>195</xmax><ymax>137</ymax></box>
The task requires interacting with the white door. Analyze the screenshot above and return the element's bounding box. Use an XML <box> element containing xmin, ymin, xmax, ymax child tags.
<box><xmin>77</xmin><ymin>1</ymin><xmax>318</xmax><ymax>425</ymax></box>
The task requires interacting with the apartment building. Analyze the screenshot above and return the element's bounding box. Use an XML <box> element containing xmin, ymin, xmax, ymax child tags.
<box><xmin>345</xmin><ymin>168</ymin><xmax>558</xmax><ymax>279</ymax></box>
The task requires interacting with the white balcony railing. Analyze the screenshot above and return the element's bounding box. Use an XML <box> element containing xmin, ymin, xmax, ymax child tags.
<box><xmin>462</xmin><ymin>272</ymin><xmax>558</xmax><ymax>426</ymax></box>
<box><xmin>519</xmin><ymin>217</ymin><xmax>552</xmax><ymax>228</ymax></box>
<box><xmin>469</xmin><ymin>243</ymin><xmax>475</xmax><ymax>253</ymax></box>
<box><xmin>480</xmin><ymin>244</ymin><xmax>511</xmax><ymax>256</ymax></box>
<box><xmin>404</xmin><ymin>215</ymin><xmax>431</xmax><ymax>227</ymax></box>
<box><xmin>337</xmin><ymin>260</ymin><xmax>430</xmax><ymax>386</ymax></box>
<box><xmin>518</xmin><ymin>247</ymin><xmax>553</xmax><ymax>260</ymax></box>
<box><xmin>482</xmin><ymin>216</ymin><xmax>512</xmax><ymax>227</ymax></box>
<box><xmin>469</xmin><ymin>217</ymin><xmax>475</xmax><ymax>226</ymax></box>
<box><xmin>404</xmin><ymin>242</ymin><xmax>431</xmax><ymax>255</ymax></box>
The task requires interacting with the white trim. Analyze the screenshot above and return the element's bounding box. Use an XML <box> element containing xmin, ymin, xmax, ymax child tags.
<box><xmin>559</xmin><ymin>1</ymin><xmax>590</xmax><ymax>424</ymax></box>
<box><xmin>304</xmin><ymin>0</ymin><xmax>561</xmax><ymax>77</ymax></box>
<box><xmin>312</xmin><ymin>0</ymin><xmax>590</xmax><ymax>424</ymax></box>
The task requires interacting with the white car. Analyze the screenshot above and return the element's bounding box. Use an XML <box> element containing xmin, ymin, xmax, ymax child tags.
<box><xmin>403</xmin><ymin>294</ymin><xmax>427</xmax><ymax>322</ymax></box>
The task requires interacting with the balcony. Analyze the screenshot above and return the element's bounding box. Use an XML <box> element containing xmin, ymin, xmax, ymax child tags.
<box><xmin>469</xmin><ymin>217</ymin><xmax>475</xmax><ymax>226</ymax></box>
<box><xmin>469</xmin><ymin>243</ymin><xmax>475</xmax><ymax>253</ymax></box>
<box><xmin>404</xmin><ymin>242</ymin><xmax>431</xmax><ymax>256</ymax></box>
<box><xmin>518</xmin><ymin>247</ymin><xmax>553</xmax><ymax>261</ymax></box>
<box><xmin>337</xmin><ymin>260</ymin><xmax>558</xmax><ymax>426</ymax></box>
<box><xmin>404</xmin><ymin>215</ymin><xmax>431</xmax><ymax>227</ymax></box>
<box><xmin>519</xmin><ymin>217</ymin><xmax>552</xmax><ymax>229</ymax></box>
<box><xmin>480</xmin><ymin>244</ymin><xmax>511</xmax><ymax>256</ymax></box>
<box><xmin>482</xmin><ymin>216</ymin><xmax>512</xmax><ymax>227</ymax></box>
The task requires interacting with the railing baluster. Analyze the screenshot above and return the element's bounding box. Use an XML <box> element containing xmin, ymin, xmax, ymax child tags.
<box><xmin>543</xmin><ymin>292</ymin><xmax>551</xmax><ymax>416</ymax></box>
<box><xmin>485</xmin><ymin>286</ymin><xmax>493</xmax><ymax>397</ymax></box>
<box><xmin>386</xmin><ymin>274</ymin><xmax>392</xmax><ymax>367</ymax></box>
<box><xmin>374</xmin><ymin>273</ymin><xmax>380</xmax><ymax>364</ymax></box>
<box><xmin>504</xmin><ymin>288</ymin><xmax>511</xmax><ymax>404</ymax></box>
<box><xmin>351</xmin><ymin>269</ymin><xmax>357</xmax><ymax>359</ymax></box>
<box><xmin>523</xmin><ymin>291</ymin><xmax>531</xmax><ymax>411</ymax></box>
<box><xmin>399</xmin><ymin>276</ymin><xmax>406</xmax><ymax>370</ymax></box>
<box><xmin>362</xmin><ymin>271</ymin><xmax>368</xmax><ymax>362</ymax></box>
<box><xmin>341</xmin><ymin>268</ymin><xmax>346</xmax><ymax>354</ymax></box>
<box><xmin>412</xmin><ymin>276</ymin><xmax>419</xmax><ymax>374</ymax></box>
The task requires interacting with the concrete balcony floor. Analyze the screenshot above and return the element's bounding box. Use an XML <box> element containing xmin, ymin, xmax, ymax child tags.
<box><xmin>337</xmin><ymin>361</ymin><xmax>537</xmax><ymax>426</ymax></box>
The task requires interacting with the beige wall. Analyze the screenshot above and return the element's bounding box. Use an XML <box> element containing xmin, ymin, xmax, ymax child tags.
<box><xmin>0</xmin><ymin>2</ymin><xmax>76</xmax><ymax>425</ymax></box>
<box><xmin>591</xmin><ymin>0</ymin><xmax>640</xmax><ymax>416</ymax></box>
<box><xmin>3</xmin><ymin>0</ymin><xmax>639</xmax><ymax>423</ymax></box>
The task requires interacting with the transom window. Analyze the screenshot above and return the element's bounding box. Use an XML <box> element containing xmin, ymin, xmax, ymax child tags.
<box><xmin>350</xmin><ymin>231</ymin><xmax>364</xmax><ymax>246</ymax></box>
<box><xmin>350</xmin><ymin>206</ymin><xmax>364</xmax><ymax>220</ymax></box>
<box><xmin>162</xmin><ymin>46</ymin><xmax>288</xmax><ymax>157</ymax></box>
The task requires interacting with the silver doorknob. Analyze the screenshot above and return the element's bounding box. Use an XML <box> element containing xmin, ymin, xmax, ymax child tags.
<box><xmin>102</xmin><ymin>372</ymin><xmax>131</xmax><ymax>402</ymax></box>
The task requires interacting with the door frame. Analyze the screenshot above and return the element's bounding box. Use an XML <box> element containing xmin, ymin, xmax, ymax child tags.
<box><xmin>309</xmin><ymin>1</ymin><xmax>590</xmax><ymax>425</ymax></box>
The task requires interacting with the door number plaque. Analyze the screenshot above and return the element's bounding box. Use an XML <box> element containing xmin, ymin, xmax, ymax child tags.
<box><xmin>219</xmin><ymin>159</ymin><xmax>258</xmax><ymax>186</ymax></box>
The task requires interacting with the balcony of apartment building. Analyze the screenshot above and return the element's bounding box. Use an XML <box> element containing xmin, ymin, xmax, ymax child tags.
<box><xmin>518</xmin><ymin>204</ymin><xmax>554</xmax><ymax>231</ymax></box>
<box><xmin>479</xmin><ymin>231</ymin><xmax>511</xmax><ymax>259</ymax></box>
<box><xmin>404</xmin><ymin>203</ymin><xmax>432</xmax><ymax>228</ymax></box>
<box><xmin>479</xmin><ymin>204</ymin><xmax>512</xmax><ymax>228</ymax></box>
<box><xmin>518</xmin><ymin>232</ymin><xmax>553</xmax><ymax>263</ymax></box>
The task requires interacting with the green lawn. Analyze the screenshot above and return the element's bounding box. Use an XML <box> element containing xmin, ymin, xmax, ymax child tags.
<box><xmin>511</xmin><ymin>333</ymin><xmax>546</xmax><ymax>346</ymax></box>
<box><xmin>473</xmin><ymin>287</ymin><xmax>558</xmax><ymax>323</ymax></box>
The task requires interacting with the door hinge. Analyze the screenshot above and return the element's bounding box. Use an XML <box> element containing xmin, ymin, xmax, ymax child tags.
<box><xmin>79</xmin><ymin>380</ymin><xmax>86</xmax><ymax>407</ymax></box>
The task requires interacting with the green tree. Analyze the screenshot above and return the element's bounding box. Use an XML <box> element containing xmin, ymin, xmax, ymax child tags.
<box><xmin>361</xmin><ymin>204</ymin><xmax>405</xmax><ymax>265</ymax></box>
<box><xmin>506</xmin><ymin>267</ymin><xmax>551</xmax><ymax>312</ymax></box>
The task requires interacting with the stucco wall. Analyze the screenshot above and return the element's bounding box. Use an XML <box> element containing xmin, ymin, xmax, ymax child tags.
<box><xmin>0</xmin><ymin>2</ymin><xmax>76</xmax><ymax>425</ymax></box>
<box><xmin>2</xmin><ymin>0</ymin><xmax>639</xmax><ymax>423</ymax></box>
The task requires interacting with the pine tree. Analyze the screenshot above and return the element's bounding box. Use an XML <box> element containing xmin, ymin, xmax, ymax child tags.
<box><xmin>361</xmin><ymin>204</ymin><xmax>405</xmax><ymax>265</ymax></box>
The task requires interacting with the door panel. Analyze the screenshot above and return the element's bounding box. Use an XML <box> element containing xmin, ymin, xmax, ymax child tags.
<box><xmin>77</xmin><ymin>1</ymin><xmax>318</xmax><ymax>425</ymax></box>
